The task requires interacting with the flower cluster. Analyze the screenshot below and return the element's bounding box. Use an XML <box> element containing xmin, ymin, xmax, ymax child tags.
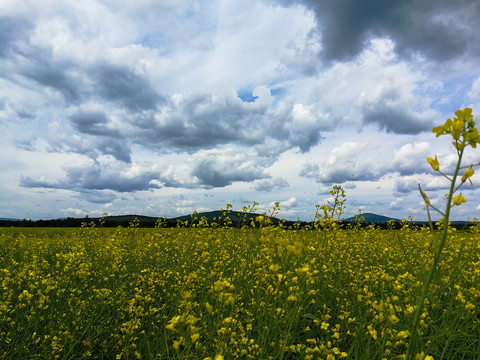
<box><xmin>432</xmin><ymin>108</ymin><xmax>479</xmax><ymax>147</ymax></box>
<box><xmin>423</xmin><ymin>108</ymin><xmax>477</xmax><ymax>212</ymax></box>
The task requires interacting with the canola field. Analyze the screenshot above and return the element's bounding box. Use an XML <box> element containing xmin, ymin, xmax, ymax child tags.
<box><xmin>1</xmin><ymin>225</ymin><xmax>479</xmax><ymax>360</ymax></box>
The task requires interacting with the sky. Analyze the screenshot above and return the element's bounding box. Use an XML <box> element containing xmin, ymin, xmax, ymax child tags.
<box><xmin>1</xmin><ymin>0</ymin><xmax>480</xmax><ymax>221</ymax></box>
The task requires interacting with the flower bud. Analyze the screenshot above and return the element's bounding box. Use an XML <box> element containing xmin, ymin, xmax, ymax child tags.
<box><xmin>427</xmin><ymin>155</ymin><xmax>439</xmax><ymax>171</ymax></box>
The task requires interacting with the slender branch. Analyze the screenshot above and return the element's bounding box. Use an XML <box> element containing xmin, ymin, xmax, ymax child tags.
<box><xmin>459</xmin><ymin>162</ymin><xmax>480</xmax><ymax>169</ymax></box>
<box><xmin>453</xmin><ymin>181</ymin><xmax>466</xmax><ymax>193</ymax></box>
<box><xmin>428</xmin><ymin>204</ymin><xmax>445</xmax><ymax>217</ymax></box>
<box><xmin>438</xmin><ymin>170</ymin><xmax>452</xmax><ymax>182</ymax></box>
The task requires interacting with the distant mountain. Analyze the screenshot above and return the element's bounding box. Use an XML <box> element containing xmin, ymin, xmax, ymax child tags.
<box><xmin>171</xmin><ymin>210</ymin><xmax>280</xmax><ymax>224</ymax></box>
<box><xmin>344</xmin><ymin>213</ymin><xmax>401</xmax><ymax>224</ymax></box>
<box><xmin>0</xmin><ymin>218</ymin><xmax>21</xmax><ymax>221</ymax></box>
<box><xmin>102</xmin><ymin>214</ymin><xmax>158</xmax><ymax>225</ymax></box>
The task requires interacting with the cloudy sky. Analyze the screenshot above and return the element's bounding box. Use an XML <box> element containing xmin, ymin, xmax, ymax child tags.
<box><xmin>1</xmin><ymin>0</ymin><xmax>480</xmax><ymax>221</ymax></box>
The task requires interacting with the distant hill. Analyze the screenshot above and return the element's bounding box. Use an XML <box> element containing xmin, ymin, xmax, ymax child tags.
<box><xmin>344</xmin><ymin>213</ymin><xmax>401</xmax><ymax>224</ymax></box>
<box><xmin>172</xmin><ymin>210</ymin><xmax>281</xmax><ymax>224</ymax></box>
<box><xmin>101</xmin><ymin>215</ymin><xmax>159</xmax><ymax>226</ymax></box>
<box><xmin>344</xmin><ymin>213</ymin><xmax>472</xmax><ymax>226</ymax></box>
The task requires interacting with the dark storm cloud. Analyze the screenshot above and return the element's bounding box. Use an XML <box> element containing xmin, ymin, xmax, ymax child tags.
<box><xmin>361</xmin><ymin>105</ymin><xmax>433</xmax><ymax>134</ymax></box>
<box><xmin>95</xmin><ymin>139</ymin><xmax>132</xmax><ymax>163</ymax></box>
<box><xmin>46</xmin><ymin>130</ymin><xmax>132</xmax><ymax>163</ymax></box>
<box><xmin>355</xmin><ymin>85</ymin><xmax>436</xmax><ymax>134</ymax></box>
<box><xmin>288</xmin><ymin>125</ymin><xmax>323</xmax><ymax>152</ymax></box>
<box><xmin>70</xmin><ymin>110</ymin><xmax>117</xmax><ymax>136</ymax></box>
<box><xmin>3</xmin><ymin>17</ymin><xmax>81</xmax><ymax>102</ymax></box>
<box><xmin>91</xmin><ymin>64</ymin><xmax>162</xmax><ymax>111</ymax></box>
<box><xmin>280</xmin><ymin>0</ymin><xmax>479</xmax><ymax>61</ymax></box>
<box><xmin>19</xmin><ymin>54</ymin><xmax>81</xmax><ymax>102</ymax></box>
<box><xmin>20</xmin><ymin>163</ymin><xmax>160</xmax><ymax>193</ymax></box>
<box><xmin>191</xmin><ymin>165</ymin><xmax>261</xmax><ymax>188</ymax></box>
<box><xmin>12</xmin><ymin>48</ymin><xmax>162</xmax><ymax>111</ymax></box>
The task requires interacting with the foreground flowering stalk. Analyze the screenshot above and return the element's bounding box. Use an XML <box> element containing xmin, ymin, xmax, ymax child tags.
<box><xmin>408</xmin><ymin>108</ymin><xmax>479</xmax><ymax>359</ymax></box>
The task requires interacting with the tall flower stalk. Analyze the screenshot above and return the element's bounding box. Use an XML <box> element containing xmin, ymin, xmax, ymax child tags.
<box><xmin>407</xmin><ymin>108</ymin><xmax>479</xmax><ymax>359</ymax></box>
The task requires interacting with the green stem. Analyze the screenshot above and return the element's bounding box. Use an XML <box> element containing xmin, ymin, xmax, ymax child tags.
<box><xmin>425</xmin><ymin>205</ymin><xmax>434</xmax><ymax>233</ymax></box>
<box><xmin>407</xmin><ymin>139</ymin><xmax>466</xmax><ymax>360</ymax></box>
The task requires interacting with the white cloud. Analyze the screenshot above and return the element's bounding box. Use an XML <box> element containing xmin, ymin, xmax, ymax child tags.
<box><xmin>391</xmin><ymin>142</ymin><xmax>431</xmax><ymax>175</ymax></box>
<box><xmin>467</xmin><ymin>77</ymin><xmax>480</xmax><ymax>111</ymax></box>
<box><xmin>394</xmin><ymin>174</ymin><xmax>450</xmax><ymax>195</ymax></box>
<box><xmin>279</xmin><ymin>197</ymin><xmax>298</xmax><ymax>208</ymax></box>
<box><xmin>389</xmin><ymin>198</ymin><xmax>404</xmax><ymax>211</ymax></box>
<box><xmin>63</xmin><ymin>207</ymin><xmax>85</xmax><ymax>216</ymax></box>
<box><xmin>253</xmin><ymin>177</ymin><xmax>289</xmax><ymax>192</ymax></box>
<box><xmin>300</xmin><ymin>141</ymin><xmax>385</xmax><ymax>183</ymax></box>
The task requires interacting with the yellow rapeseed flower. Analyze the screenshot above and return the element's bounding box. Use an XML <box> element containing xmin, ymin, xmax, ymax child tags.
<box><xmin>397</xmin><ymin>330</ymin><xmax>410</xmax><ymax>339</ymax></box>
<box><xmin>453</xmin><ymin>194</ymin><xmax>467</xmax><ymax>206</ymax></box>
<box><xmin>269</xmin><ymin>264</ymin><xmax>281</xmax><ymax>273</ymax></box>
<box><xmin>466</xmin><ymin>127</ymin><xmax>480</xmax><ymax>147</ymax></box>
<box><xmin>452</xmin><ymin>119</ymin><xmax>465</xmax><ymax>140</ymax></box>
<box><xmin>286</xmin><ymin>244</ymin><xmax>302</xmax><ymax>256</ymax></box>
<box><xmin>205</xmin><ymin>302</ymin><xmax>213</xmax><ymax>314</ymax></box>
<box><xmin>415</xmin><ymin>352</ymin><xmax>434</xmax><ymax>360</ymax></box>
<box><xmin>389</xmin><ymin>314</ymin><xmax>400</xmax><ymax>325</ymax></box>
<box><xmin>172</xmin><ymin>340</ymin><xmax>181</xmax><ymax>351</ymax></box>
<box><xmin>432</xmin><ymin>124</ymin><xmax>445</xmax><ymax>137</ymax></box>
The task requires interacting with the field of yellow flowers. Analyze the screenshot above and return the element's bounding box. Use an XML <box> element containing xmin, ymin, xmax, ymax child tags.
<box><xmin>1</xmin><ymin>224</ymin><xmax>479</xmax><ymax>359</ymax></box>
